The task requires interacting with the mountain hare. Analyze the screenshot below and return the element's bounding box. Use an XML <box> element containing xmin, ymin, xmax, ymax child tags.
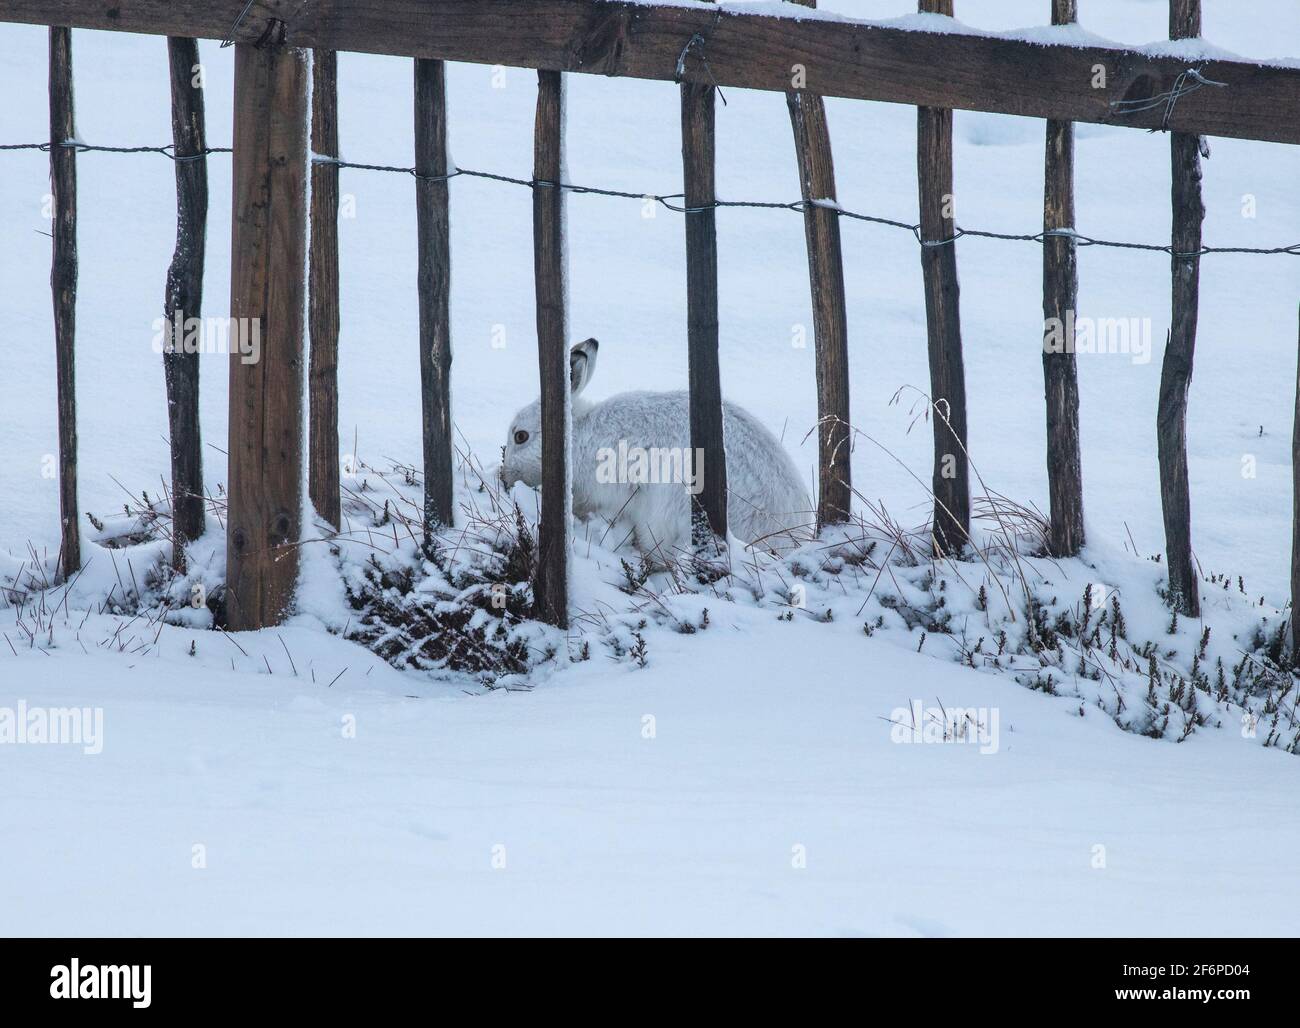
<box><xmin>501</xmin><ymin>339</ymin><xmax>814</xmax><ymax>558</ymax></box>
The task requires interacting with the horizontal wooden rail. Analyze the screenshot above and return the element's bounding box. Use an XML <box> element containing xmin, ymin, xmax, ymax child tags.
<box><xmin>7</xmin><ymin>0</ymin><xmax>1300</xmax><ymax>145</ymax></box>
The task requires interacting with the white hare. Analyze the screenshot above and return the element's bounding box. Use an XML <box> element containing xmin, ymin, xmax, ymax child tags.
<box><xmin>500</xmin><ymin>339</ymin><xmax>814</xmax><ymax>558</ymax></box>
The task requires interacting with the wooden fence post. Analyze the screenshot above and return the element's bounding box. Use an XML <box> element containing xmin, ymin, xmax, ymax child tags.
<box><xmin>163</xmin><ymin>36</ymin><xmax>209</xmax><ymax>570</ymax></box>
<box><xmin>1041</xmin><ymin>0</ymin><xmax>1085</xmax><ymax>558</ymax></box>
<box><xmin>225</xmin><ymin>35</ymin><xmax>309</xmax><ymax>631</ymax></box>
<box><xmin>415</xmin><ymin>56</ymin><xmax>454</xmax><ymax>538</ymax></box>
<box><xmin>681</xmin><ymin>18</ymin><xmax>728</xmax><ymax>549</ymax></box>
<box><xmin>308</xmin><ymin>49</ymin><xmax>341</xmax><ymax>530</ymax></box>
<box><xmin>1292</xmin><ymin>305</ymin><xmax>1300</xmax><ymax>665</ymax></box>
<box><xmin>786</xmin><ymin>0</ymin><xmax>851</xmax><ymax>529</ymax></box>
<box><xmin>49</xmin><ymin>26</ymin><xmax>79</xmax><ymax>581</ymax></box>
<box><xmin>916</xmin><ymin>0</ymin><xmax>970</xmax><ymax>556</ymax></box>
<box><xmin>1158</xmin><ymin>0</ymin><xmax>1204</xmax><ymax>617</ymax></box>
<box><xmin>532</xmin><ymin>69</ymin><xmax>569</xmax><ymax>628</ymax></box>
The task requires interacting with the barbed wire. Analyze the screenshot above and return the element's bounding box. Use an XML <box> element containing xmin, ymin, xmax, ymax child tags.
<box><xmin>3</xmin><ymin>139</ymin><xmax>1298</xmax><ymax>258</ymax></box>
<box><xmin>0</xmin><ymin>141</ymin><xmax>231</xmax><ymax>162</ymax></box>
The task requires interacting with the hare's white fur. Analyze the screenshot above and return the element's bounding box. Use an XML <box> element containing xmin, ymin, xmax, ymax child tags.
<box><xmin>501</xmin><ymin>339</ymin><xmax>814</xmax><ymax>557</ymax></box>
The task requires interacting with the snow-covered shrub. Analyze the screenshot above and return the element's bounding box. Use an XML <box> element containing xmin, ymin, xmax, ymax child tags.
<box><xmin>343</xmin><ymin>505</ymin><xmax>543</xmax><ymax>683</ymax></box>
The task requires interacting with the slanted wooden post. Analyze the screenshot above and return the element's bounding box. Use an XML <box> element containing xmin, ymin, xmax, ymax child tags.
<box><xmin>415</xmin><ymin>56</ymin><xmax>454</xmax><ymax>538</ymax></box>
<box><xmin>308</xmin><ymin>49</ymin><xmax>341</xmax><ymax>530</ymax></box>
<box><xmin>680</xmin><ymin>16</ymin><xmax>728</xmax><ymax>549</ymax></box>
<box><xmin>225</xmin><ymin>35</ymin><xmax>309</xmax><ymax>631</ymax></box>
<box><xmin>786</xmin><ymin>0</ymin><xmax>851</xmax><ymax>529</ymax></box>
<box><xmin>1041</xmin><ymin>0</ymin><xmax>1084</xmax><ymax>558</ymax></box>
<box><xmin>916</xmin><ymin>0</ymin><xmax>970</xmax><ymax>555</ymax></box>
<box><xmin>49</xmin><ymin>26</ymin><xmax>79</xmax><ymax>581</ymax></box>
<box><xmin>532</xmin><ymin>69</ymin><xmax>569</xmax><ymax>628</ymax></box>
<box><xmin>163</xmin><ymin>36</ymin><xmax>209</xmax><ymax>570</ymax></box>
<box><xmin>1158</xmin><ymin>0</ymin><xmax>1204</xmax><ymax>616</ymax></box>
<box><xmin>1292</xmin><ymin>305</ymin><xmax>1300</xmax><ymax>665</ymax></box>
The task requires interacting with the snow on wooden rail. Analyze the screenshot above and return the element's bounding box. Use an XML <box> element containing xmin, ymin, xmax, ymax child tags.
<box><xmin>7</xmin><ymin>0</ymin><xmax>1300</xmax><ymax>143</ymax></box>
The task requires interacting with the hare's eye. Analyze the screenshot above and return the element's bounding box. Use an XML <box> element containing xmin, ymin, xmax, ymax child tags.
<box><xmin>514</xmin><ymin>430</ymin><xmax>530</xmax><ymax>446</ymax></box>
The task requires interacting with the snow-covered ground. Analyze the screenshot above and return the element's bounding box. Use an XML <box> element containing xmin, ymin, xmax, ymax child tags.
<box><xmin>2</xmin><ymin>1</ymin><xmax>1299</xmax><ymax>936</ymax></box>
<box><xmin>5</xmin><ymin>606</ymin><xmax>1299</xmax><ymax>937</ymax></box>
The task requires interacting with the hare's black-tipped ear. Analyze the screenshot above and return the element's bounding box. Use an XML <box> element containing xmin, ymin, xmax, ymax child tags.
<box><xmin>570</xmin><ymin>338</ymin><xmax>599</xmax><ymax>395</ymax></box>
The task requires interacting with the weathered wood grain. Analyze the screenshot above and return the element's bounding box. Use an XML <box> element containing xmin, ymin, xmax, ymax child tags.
<box><xmin>532</xmin><ymin>69</ymin><xmax>569</xmax><ymax>628</ymax></box>
<box><xmin>8</xmin><ymin>0</ymin><xmax>1300</xmax><ymax>143</ymax></box>
<box><xmin>415</xmin><ymin>56</ymin><xmax>454</xmax><ymax>538</ymax></box>
<box><xmin>681</xmin><ymin>26</ymin><xmax>727</xmax><ymax>549</ymax></box>
<box><xmin>917</xmin><ymin>0</ymin><xmax>969</xmax><ymax>557</ymax></box>
<box><xmin>1157</xmin><ymin>0</ymin><xmax>1203</xmax><ymax>617</ymax></box>
<box><xmin>163</xmin><ymin>35</ymin><xmax>209</xmax><ymax>569</ymax></box>
<box><xmin>225</xmin><ymin>37</ymin><xmax>309</xmax><ymax>631</ymax></box>
<box><xmin>1041</xmin><ymin>0</ymin><xmax>1084</xmax><ymax>559</ymax></box>
<box><xmin>49</xmin><ymin>26</ymin><xmax>80</xmax><ymax>581</ymax></box>
<box><xmin>1292</xmin><ymin>305</ymin><xmax>1300</xmax><ymax>664</ymax></box>
<box><xmin>308</xmin><ymin>49</ymin><xmax>341</xmax><ymax>530</ymax></box>
<box><xmin>786</xmin><ymin>0</ymin><xmax>850</xmax><ymax>530</ymax></box>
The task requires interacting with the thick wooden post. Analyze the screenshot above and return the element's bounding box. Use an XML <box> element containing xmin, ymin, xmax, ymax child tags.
<box><xmin>681</xmin><ymin>29</ymin><xmax>727</xmax><ymax>549</ymax></box>
<box><xmin>49</xmin><ymin>26</ymin><xmax>79</xmax><ymax>581</ymax></box>
<box><xmin>308</xmin><ymin>49</ymin><xmax>341</xmax><ymax>530</ymax></box>
<box><xmin>786</xmin><ymin>0</ymin><xmax>851</xmax><ymax>529</ymax></box>
<box><xmin>1042</xmin><ymin>0</ymin><xmax>1084</xmax><ymax>558</ymax></box>
<box><xmin>1158</xmin><ymin>0</ymin><xmax>1204</xmax><ymax>617</ymax></box>
<box><xmin>916</xmin><ymin>0</ymin><xmax>970</xmax><ymax>556</ymax></box>
<box><xmin>163</xmin><ymin>36</ymin><xmax>209</xmax><ymax>570</ymax></box>
<box><xmin>415</xmin><ymin>56</ymin><xmax>454</xmax><ymax>537</ymax></box>
<box><xmin>225</xmin><ymin>37</ymin><xmax>308</xmax><ymax>631</ymax></box>
<box><xmin>532</xmin><ymin>70</ymin><xmax>569</xmax><ymax>628</ymax></box>
<box><xmin>1292</xmin><ymin>306</ymin><xmax>1300</xmax><ymax>665</ymax></box>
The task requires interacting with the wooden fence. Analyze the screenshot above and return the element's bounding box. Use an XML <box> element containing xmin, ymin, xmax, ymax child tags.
<box><xmin>3</xmin><ymin>0</ymin><xmax>1299</xmax><ymax>640</ymax></box>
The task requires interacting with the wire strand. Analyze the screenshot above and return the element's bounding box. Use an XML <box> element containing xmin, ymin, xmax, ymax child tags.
<box><xmin>4</xmin><ymin>140</ymin><xmax>1295</xmax><ymax>259</ymax></box>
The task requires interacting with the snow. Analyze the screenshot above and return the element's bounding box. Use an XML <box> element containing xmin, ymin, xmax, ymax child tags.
<box><xmin>5</xmin><ymin>607</ymin><xmax>1298</xmax><ymax>936</ymax></box>
<box><xmin>631</xmin><ymin>1</ymin><xmax>1300</xmax><ymax>68</ymax></box>
<box><xmin>2</xmin><ymin>0</ymin><xmax>1300</xmax><ymax>936</ymax></box>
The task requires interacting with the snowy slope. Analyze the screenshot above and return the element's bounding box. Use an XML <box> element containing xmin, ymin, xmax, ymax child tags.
<box><xmin>1</xmin><ymin>1</ymin><xmax>1299</xmax><ymax>936</ymax></box>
